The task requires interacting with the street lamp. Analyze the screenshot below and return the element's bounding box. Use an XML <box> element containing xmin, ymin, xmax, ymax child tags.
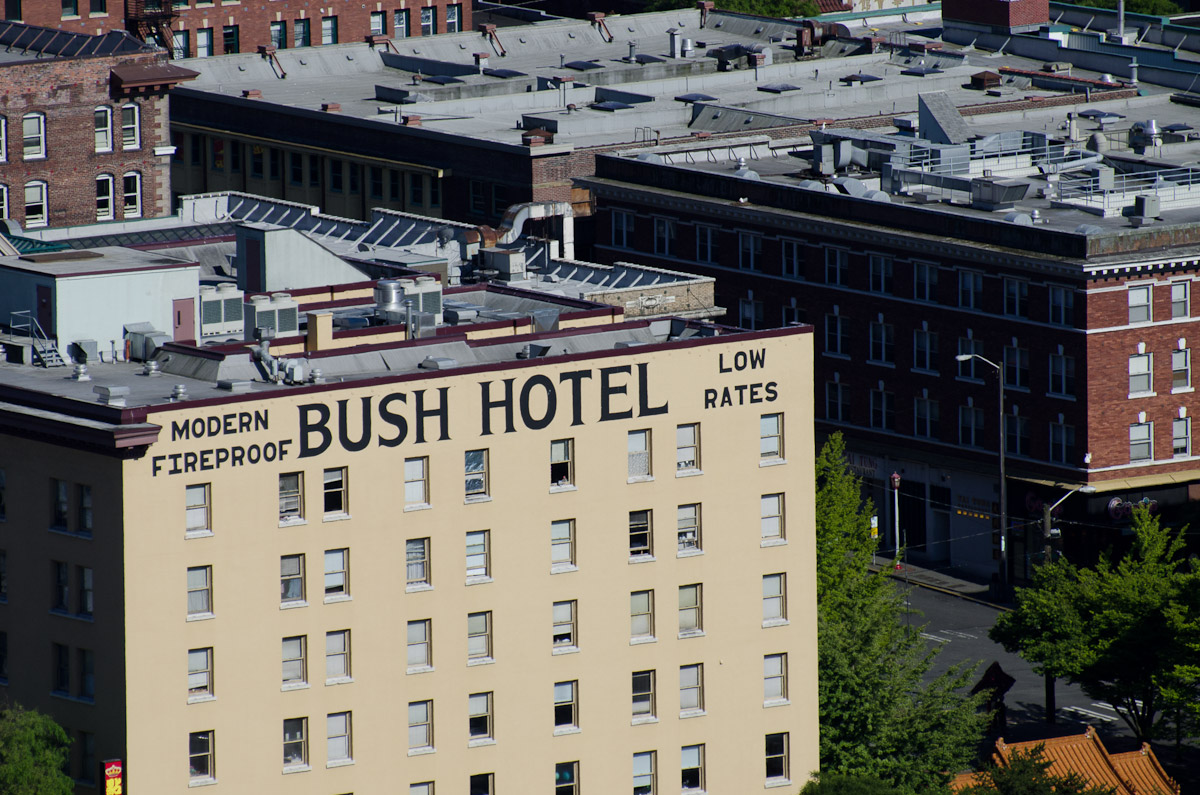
<box><xmin>955</xmin><ymin>352</ymin><xmax>1007</xmax><ymax>597</ymax></box>
<box><xmin>1040</xmin><ymin>483</ymin><xmax>1097</xmax><ymax>723</ymax></box>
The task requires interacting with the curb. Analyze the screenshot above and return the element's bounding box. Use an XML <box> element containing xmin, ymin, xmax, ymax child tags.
<box><xmin>871</xmin><ymin>565</ymin><xmax>1012</xmax><ymax>611</ymax></box>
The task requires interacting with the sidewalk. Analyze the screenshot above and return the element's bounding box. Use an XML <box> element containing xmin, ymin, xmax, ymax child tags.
<box><xmin>871</xmin><ymin>555</ymin><xmax>1009</xmax><ymax>609</ymax></box>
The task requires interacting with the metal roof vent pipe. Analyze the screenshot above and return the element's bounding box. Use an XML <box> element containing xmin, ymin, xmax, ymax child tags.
<box><xmin>734</xmin><ymin>156</ymin><xmax>746</xmax><ymax>170</ymax></box>
<box><xmin>560</xmin><ymin>53</ymin><xmax>566</xmax><ymax>67</ymax></box>
<box><xmin>628</xmin><ymin>40</ymin><xmax>638</xmax><ymax>62</ymax></box>
<box><xmin>142</xmin><ymin>360</ymin><xmax>161</xmax><ymax>377</ymax></box>
<box><xmin>171</xmin><ymin>384</ymin><xmax>189</xmax><ymax>402</ymax></box>
<box><xmin>669</xmin><ymin>28</ymin><xmax>682</xmax><ymax>58</ymax></box>
<box><xmin>405</xmin><ymin>299</ymin><xmax>414</xmax><ymax>341</ymax></box>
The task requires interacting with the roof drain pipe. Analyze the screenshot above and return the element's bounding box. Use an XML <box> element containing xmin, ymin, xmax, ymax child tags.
<box><xmin>405</xmin><ymin>299</ymin><xmax>414</xmax><ymax>341</ymax></box>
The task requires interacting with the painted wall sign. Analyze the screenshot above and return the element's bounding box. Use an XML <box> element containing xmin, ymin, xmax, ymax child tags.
<box><xmin>104</xmin><ymin>759</ymin><xmax>123</xmax><ymax>795</ymax></box>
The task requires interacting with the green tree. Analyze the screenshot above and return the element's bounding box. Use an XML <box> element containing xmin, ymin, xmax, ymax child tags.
<box><xmin>0</xmin><ymin>704</ymin><xmax>74</xmax><ymax>795</ymax></box>
<box><xmin>957</xmin><ymin>744</ymin><xmax>1115</xmax><ymax>795</ymax></box>
<box><xmin>645</xmin><ymin>0</ymin><xmax>821</xmax><ymax>16</ymax></box>
<box><xmin>816</xmin><ymin>433</ymin><xmax>989</xmax><ymax>795</ymax></box>
<box><xmin>800</xmin><ymin>773</ymin><xmax>905</xmax><ymax>795</ymax></box>
<box><xmin>990</xmin><ymin>505</ymin><xmax>1200</xmax><ymax>742</ymax></box>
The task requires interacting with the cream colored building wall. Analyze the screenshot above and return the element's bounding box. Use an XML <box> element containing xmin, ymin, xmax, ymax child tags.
<box><xmin>121</xmin><ymin>328</ymin><xmax>817</xmax><ymax>794</ymax></box>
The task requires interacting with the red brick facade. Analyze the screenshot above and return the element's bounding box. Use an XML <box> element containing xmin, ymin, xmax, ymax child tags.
<box><xmin>942</xmin><ymin>0</ymin><xmax>1049</xmax><ymax>30</ymax></box>
<box><xmin>6</xmin><ymin>0</ymin><xmax>471</xmax><ymax>56</ymax></box>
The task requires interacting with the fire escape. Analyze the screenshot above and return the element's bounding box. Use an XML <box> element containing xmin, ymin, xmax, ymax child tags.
<box><xmin>126</xmin><ymin>0</ymin><xmax>178</xmax><ymax>54</ymax></box>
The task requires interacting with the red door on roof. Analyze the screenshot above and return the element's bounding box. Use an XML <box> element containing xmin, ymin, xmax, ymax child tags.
<box><xmin>173</xmin><ymin>298</ymin><xmax>195</xmax><ymax>343</ymax></box>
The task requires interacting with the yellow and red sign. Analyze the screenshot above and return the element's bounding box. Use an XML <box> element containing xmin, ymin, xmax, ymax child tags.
<box><xmin>103</xmin><ymin>759</ymin><xmax>123</xmax><ymax>795</ymax></box>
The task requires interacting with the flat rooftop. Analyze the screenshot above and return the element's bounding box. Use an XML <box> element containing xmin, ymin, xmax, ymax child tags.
<box><xmin>0</xmin><ymin>246</ymin><xmax>197</xmax><ymax>277</ymax></box>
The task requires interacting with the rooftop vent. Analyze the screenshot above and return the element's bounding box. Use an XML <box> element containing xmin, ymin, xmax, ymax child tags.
<box><xmin>418</xmin><ymin>356</ymin><xmax>457</xmax><ymax>370</ymax></box>
<box><xmin>675</xmin><ymin>92</ymin><xmax>717</xmax><ymax>103</ymax></box>
<box><xmin>758</xmin><ymin>82</ymin><xmax>800</xmax><ymax>93</ymax></box>
<box><xmin>564</xmin><ymin>60</ymin><xmax>604</xmax><ymax>71</ymax></box>
<box><xmin>592</xmin><ymin>100</ymin><xmax>634</xmax><ymax>112</ymax></box>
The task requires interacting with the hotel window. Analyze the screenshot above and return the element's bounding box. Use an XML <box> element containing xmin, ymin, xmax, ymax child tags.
<box><xmin>913</xmin><ymin>328</ymin><xmax>938</xmax><ymax>372</ymax></box>
<box><xmin>1005</xmin><ymin>414</ymin><xmax>1030</xmax><ymax>457</ymax></box>
<box><xmin>764</xmin><ymin>653</ymin><xmax>788</xmax><ymax>702</ymax></box>
<box><xmin>327</xmin><ymin>712</ymin><xmax>352</xmax><ymax>762</ymax></box>
<box><xmin>73</xmin><ymin>483</ymin><xmax>91</xmax><ymax>535</ymax></box>
<box><xmin>1174</xmin><ymin>417</ymin><xmax>1191</xmax><ymax>457</ymax></box>
<box><xmin>551</xmin><ymin>520</ymin><xmax>575</xmax><ymax>569</ymax></box>
<box><xmin>761</xmin><ymin>493</ymin><xmax>784</xmax><ymax>541</ymax></box>
<box><xmin>293</xmin><ymin>18</ymin><xmax>310</xmax><ymax>46</ymax></box>
<box><xmin>628</xmin><ymin>430</ymin><xmax>651</xmax><ymax>478</ymax></box>
<box><xmin>550</xmin><ymin>439</ymin><xmax>573</xmax><ymax>486</ymax></box>
<box><xmin>914</xmin><ymin>261</ymin><xmax>938</xmax><ymax>302</ymax></box>
<box><xmin>78</xmin><ymin>648</ymin><xmax>94</xmax><ymax>699</ymax></box>
<box><xmin>52</xmin><ymin>561</ymin><xmax>68</xmax><ymax>610</ymax></box>
<box><xmin>681</xmin><ymin>745</ymin><xmax>705</xmax><ymax>793</ymax></box>
<box><xmin>958</xmin><ymin>337</ymin><xmax>984</xmax><ymax>379</ymax></box>
<box><xmin>282</xmin><ymin>636</ymin><xmax>306</xmax><ymax>685</ymax></box>
<box><xmin>1004</xmin><ymin>278</ymin><xmax>1029</xmax><ymax>317</ymax></box>
<box><xmin>24</xmin><ymin>181</ymin><xmax>46</xmax><ymax>227</ymax></box>
<box><xmin>1173</xmin><ymin>282</ymin><xmax>1190</xmax><ymax>318</ymax></box>
<box><xmin>411</xmin><ymin>783</ymin><xmax>433</xmax><ymax>795</ymax></box>
<box><xmin>420</xmin><ymin>5</ymin><xmax>435</xmax><ymax>34</ymax></box>
<box><xmin>632</xmin><ymin>670</ymin><xmax>655</xmax><ymax>719</ymax></box>
<box><xmin>781</xmin><ymin>238</ymin><xmax>802</xmax><ymax>279</ymax></box>
<box><xmin>119</xmin><ymin>103</ymin><xmax>139</xmax><ymax>149</ymax></box>
<box><xmin>468</xmin><ymin>692</ymin><xmax>492</xmax><ymax>740</ymax></box>
<box><xmin>959</xmin><ymin>405</ymin><xmax>985</xmax><ymax>448</ymax></box>
<box><xmin>93</xmin><ymin>106</ymin><xmax>112</xmax><ymax>152</ymax></box>
<box><xmin>1050</xmin><ymin>353</ymin><xmax>1076</xmax><ymax>397</ymax></box>
<box><xmin>446</xmin><ymin>2</ymin><xmax>461</xmax><ymax>31</ymax></box>
<box><xmin>739</xmin><ymin>298</ymin><xmax>764</xmax><ymax>330</ymax></box>
<box><xmin>51</xmin><ymin>478</ymin><xmax>69</xmax><ymax>529</ymax></box>
<box><xmin>554</xmin><ymin>681</ymin><xmax>578</xmax><ymax>729</ymax></box>
<box><xmin>470</xmin><ymin>774</ymin><xmax>494</xmax><ymax>795</ymax></box>
<box><xmin>407</xmin><ymin>701</ymin><xmax>433</xmax><ymax>749</ymax></box>
<box><xmin>870</xmin><ymin>389</ymin><xmax>895</xmax><ymax>431</ymax></box>
<box><xmin>330</xmin><ymin>160</ymin><xmax>344</xmax><ymax>192</ymax></box>
<box><xmin>914</xmin><ymin>397</ymin><xmax>939</xmax><ymax>439</ymax></box>
<box><xmin>1049</xmin><ymin>285</ymin><xmax>1074</xmax><ymax>325</ymax></box>
<box><xmin>279</xmin><ymin>472</ymin><xmax>303</xmax><ymax>521</ymax></box>
<box><xmin>270</xmin><ymin>20</ymin><xmax>286</xmax><ymax>48</ymax></box>
<box><xmin>324</xmin><ymin>549</ymin><xmax>349</xmax><ymax>598</ymax></box>
<box><xmin>369</xmin><ymin>166</ymin><xmax>384</xmax><ymax>200</ymax></box>
<box><xmin>825</xmin><ymin>314</ymin><xmax>848</xmax><ymax>356</ymax></box>
<box><xmin>1049</xmin><ymin>421</ymin><xmax>1075</xmax><ymax>464</ymax></box>
<box><xmin>21</xmin><ymin>113</ymin><xmax>44</xmax><ymax>159</ymax></box>
<box><xmin>408</xmin><ymin>174</ymin><xmax>424</xmax><ymax>206</ymax></box>
<box><xmin>868</xmin><ymin>321</ymin><xmax>894</xmax><ymax>364</ymax></box>
<box><xmin>283</xmin><ymin>718</ymin><xmax>307</xmax><ymax>768</ymax></box>
<box><xmin>676</xmin><ymin>423</ymin><xmax>699</xmax><ymax>472</ymax></box>
<box><xmin>677</xmin><ymin>504</ymin><xmax>700</xmax><ymax>552</ymax></box>
<box><xmin>631</xmin><ymin>590</ymin><xmax>654</xmax><ymax>640</ymax></box>
<box><xmin>289</xmin><ymin>153</ymin><xmax>304</xmax><ymax>185</ymax></box>
<box><xmin>959</xmin><ymin>271</ymin><xmax>983</xmax><ymax>309</ymax></box>
<box><xmin>696</xmin><ymin>225</ymin><xmax>718</xmax><ymax>264</ymax></box>
<box><xmin>552</xmin><ymin>600</ymin><xmax>577</xmax><ymax>649</ymax></box>
<box><xmin>406</xmin><ymin>538</ymin><xmax>430</xmax><ymax>587</ymax></box>
<box><xmin>185</xmin><ymin>484</ymin><xmax>210</xmax><ymax>534</ymax></box>
<box><xmin>197</xmin><ymin>27</ymin><xmax>213</xmax><ymax>56</ymax></box>
<box><xmin>1131</xmin><ymin>422</ymin><xmax>1153</xmax><ymax>462</ymax></box>
<box><xmin>62</xmin><ymin>0</ymin><xmax>77</xmax><ymax>15</ymax></box>
<box><xmin>187</xmin><ymin>566</ymin><xmax>212</xmax><ymax>616</ymax></box>
<box><xmin>763</xmin><ymin>574</ymin><xmax>786</xmax><ymax>624</ymax></box>
<box><xmin>1174</xmin><ymin>348</ymin><xmax>1191</xmax><ymax>390</ymax></box>
<box><xmin>654</xmin><ymin>217</ymin><xmax>675</xmax><ymax>257</ymax></box>
<box><xmin>189</xmin><ymin>731</ymin><xmax>214</xmax><ymax>781</ymax></box>
<box><xmin>629</xmin><ymin>510</ymin><xmax>653</xmax><ymax>558</ymax></box>
<box><xmin>466</xmin><ymin>530</ymin><xmax>490</xmax><ymax>580</ymax></box>
<box><xmin>869</xmin><ymin>254</ymin><xmax>893</xmax><ymax>293</ymax></box>
<box><xmin>633</xmin><ymin>751</ymin><xmax>656</xmax><ymax>795</ymax></box>
<box><xmin>1129</xmin><ymin>285</ymin><xmax>1152</xmax><ymax>323</ymax></box>
<box><xmin>739</xmin><ymin>232</ymin><xmax>762</xmax><ymax>270</ymax></box>
<box><xmin>321</xmin><ymin>15</ymin><xmax>338</xmax><ymax>44</ymax></box>
<box><xmin>222</xmin><ymin>24</ymin><xmax>239</xmax><ymax>53</ymax></box>
<box><xmin>369</xmin><ymin>10</ymin><xmax>384</xmax><ymax>34</ymax></box>
<box><xmin>825</xmin><ymin>248</ymin><xmax>848</xmax><ymax>285</ymax></box>
<box><xmin>765</xmin><ymin>733</ymin><xmax>790</xmax><ymax>783</ymax></box>
<box><xmin>326</xmin><ymin>630</ymin><xmax>350</xmax><ymax>680</ymax></box>
<box><xmin>678</xmin><ymin>584</ymin><xmax>702</xmax><ymax>635</ymax></box>
<box><xmin>407</xmin><ymin>620</ymin><xmax>431</xmax><ymax>669</ymax></box>
<box><xmin>170</xmin><ymin>27</ymin><xmax>188</xmax><ymax>57</ymax></box>
<box><xmin>188</xmin><ymin>648</ymin><xmax>213</xmax><ymax>698</ymax></box>
<box><xmin>405</xmin><ymin>457</ymin><xmax>429</xmax><ymax>505</ymax></box>
<box><xmin>467</xmin><ymin>611</ymin><xmax>492</xmax><ymax>660</ymax></box>
<box><xmin>612</xmin><ymin>210</ymin><xmax>634</xmax><ymax>248</ymax></box>
<box><xmin>556</xmin><ymin>762</ymin><xmax>579</xmax><ymax>794</ymax></box>
<box><xmin>122</xmin><ymin>172</ymin><xmax>141</xmax><ymax>218</ymax></box>
<box><xmin>1130</xmin><ymin>353</ymin><xmax>1153</xmax><ymax>394</ymax></box>
<box><xmin>1004</xmin><ymin>346</ymin><xmax>1030</xmax><ymax>390</ymax></box>
<box><xmin>281</xmin><ymin>554</ymin><xmax>305</xmax><ymax>605</ymax></box>
<box><xmin>53</xmin><ymin>643</ymin><xmax>69</xmax><ymax>693</ymax></box>
<box><xmin>760</xmin><ymin>414</ymin><xmax>784</xmax><ymax>461</ymax></box>
<box><xmin>77</xmin><ymin>566</ymin><xmax>92</xmax><ymax>616</ymax></box>
<box><xmin>464</xmin><ymin>449</ymin><xmax>488</xmax><ymax>498</ymax></box>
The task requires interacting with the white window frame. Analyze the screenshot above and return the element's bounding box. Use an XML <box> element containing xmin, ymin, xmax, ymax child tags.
<box><xmin>1129</xmin><ymin>285</ymin><xmax>1152</xmax><ymax>324</ymax></box>
<box><xmin>1004</xmin><ymin>277</ymin><xmax>1029</xmax><ymax>317</ymax></box>
<box><xmin>696</xmin><ymin>224</ymin><xmax>717</xmax><ymax>264</ymax></box>
<box><xmin>682</xmin><ymin>744</ymin><xmax>705</xmax><ymax>793</ymax></box>
<box><xmin>678</xmin><ymin>584</ymin><xmax>702</xmax><ymax>635</ymax></box>
<box><xmin>868</xmin><ymin>253</ymin><xmax>893</xmax><ymax>293</ymax></box>
<box><xmin>1049</xmin><ymin>284</ymin><xmax>1074</xmax><ymax>325</ymax></box>
<box><xmin>121</xmin><ymin>171</ymin><xmax>142</xmax><ymax>219</ymax></box>
<box><xmin>1172</xmin><ymin>282</ymin><xmax>1190</xmax><ymax>319</ymax></box>
<box><xmin>1049</xmin><ymin>353</ymin><xmax>1075</xmax><ymax>397</ymax></box>
<box><xmin>281</xmin><ymin>636</ymin><xmax>307</xmax><ymax>686</ymax></box>
<box><xmin>763</xmin><ymin>573</ymin><xmax>787</xmax><ymax>624</ymax></box>
<box><xmin>1130</xmin><ymin>421</ymin><xmax>1153</xmax><ymax>462</ymax></box>
<box><xmin>825</xmin><ymin>247</ymin><xmax>848</xmax><ymax>285</ymax></box>
<box><xmin>551</xmin><ymin>519</ymin><xmax>575</xmax><ymax>570</ymax></box>
<box><xmin>93</xmin><ymin>106</ymin><xmax>112</xmax><ymax>152</ymax></box>
<box><xmin>1173</xmin><ymin>417</ymin><xmax>1191</xmax><ymax>457</ymax></box>
<box><xmin>631</xmin><ymin>590</ymin><xmax>654</xmax><ymax>640</ymax></box>
<box><xmin>824</xmin><ymin>313</ymin><xmax>847</xmax><ymax>356</ymax></box>
<box><xmin>554</xmin><ymin>680</ymin><xmax>578</xmax><ymax>730</ymax></box>
<box><xmin>552</xmin><ymin>600</ymin><xmax>577</xmax><ymax>649</ymax></box>
<box><xmin>467</xmin><ymin>611</ymin><xmax>492</xmax><ymax>660</ymax></box>
<box><xmin>404</xmin><ymin>457</ymin><xmax>429</xmax><ymax>506</ymax></box>
<box><xmin>869</xmin><ymin>321</ymin><xmax>895</xmax><ymax>364</ymax></box>
<box><xmin>326</xmin><ymin>629</ymin><xmax>350</xmax><ymax>681</ymax></box>
<box><xmin>468</xmin><ymin>692</ymin><xmax>492</xmax><ymax>741</ymax></box>
<box><xmin>633</xmin><ymin>751</ymin><xmax>656</xmax><ymax>795</ymax></box>
<box><xmin>1129</xmin><ymin>353</ymin><xmax>1153</xmax><ymax>395</ymax></box>
<box><xmin>676</xmin><ymin>423</ymin><xmax>699</xmax><ymax>472</ymax></box>
<box><xmin>781</xmin><ymin>238</ymin><xmax>802</xmax><ymax>279</ymax></box>
<box><xmin>408</xmin><ymin>700</ymin><xmax>434</xmax><ymax>750</ymax></box>
<box><xmin>764</xmin><ymin>653</ymin><xmax>787</xmax><ymax>703</ymax></box>
<box><xmin>187</xmin><ymin>565</ymin><xmax>212</xmax><ymax>616</ymax></box>
<box><xmin>280</xmin><ymin>554</ymin><xmax>305</xmax><ymax>605</ymax></box>
<box><xmin>464</xmin><ymin>449</ymin><xmax>489</xmax><ymax>498</ymax></box>
<box><xmin>677</xmin><ymin>503</ymin><xmax>700</xmax><ymax>553</ymax></box>
<box><xmin>21</xmin><ymin>113</ymin><xmax>44</xmax><ymax>160</ymax></box>
<box><xmin>323</xmin><ymin>548</ymin><xmax>349</xmax><ymax>599</ymax></box>
<box><xmin>612</xmin><ymin>210</ymin><xmax>634</xmax><ymax>249</ymax></box>
<box><xmin>1049</xmin><ymin>422</ymin><xmax>1075</xmax><ymax>464</ymax></box>
<box><xmin>189</xmin><ymin>731</ymin><xmax>214</xmax><ymax>781</ymax></box>
<box><xmin>185</xmin><ymin>483</ymin><xmax>211</xmax><ymax>534</ymax></box>
<box><xmin>739</xmin><ymin>231</ymin><xmax>762</xmax><ymax>271</ymax></box>
<box><xmin>407</xmin><ymin>619</ymin><xmax>431</xmax><ymax>670</ymax></box>
<box><xmin>761</xmin><ymin>493</ymin><xmax>784</xmax><ymax>541</ymax></box>
<box><xmin>188</xmin><ymin>647</ymin><xmax>214</xmax><ymax>699</ymax></box>
<box><xmin>327</xmin><ymin>711</ymin><xmax>351</xmax><ymax>763</ymax></box>
<box><xmin>628</xmin><ymin>429</ymin><xmax>651</xmax><ymax>479</ymax></box>
<box><xmin>466</xmin><ymin>529</ymin><xmax>490</xmax><ymax>581</ymax></box>
<box><xmin>406</xmin><ymin>537</ymin><xmax>430</xmax><ymax>588</ymax></box>
<box><xmin>765</xmin><ymin>733</ymin><xmax>790</xmax><ymax>784</ymax></box>
<box><xmin>23</xmin><ymin>180</ymin><xmax>47</xmax><ymax>228</ymax></box>
<box><xmin>760</xmin><ymin>413</ymin><xmax>783</xmax><ymax>460</ymax></box>
<box><xmin>94</xmin><ymin>174</ymin><xmax>114</xmax><ymax>221</ymax></box>
<box><xmin>632</xmin><ymin>670</ymin><xmax>656</xmax><ymax>719</ymax></box>
<box><xmin>0</xmin><ymin>117</ymin><xmax>7</xmax><ymax>163</ymax></box>
<box><xmin>279</xmin><ymin>472</ymin><xmax>303</xmax><ymax>522</ymax></box>
<box><xmin>913</xmin><ymin>261</ymin><xmax>938</xmax><ymax>302</ymax></box>
<box><xmin>653</xmin><ymin>217</ymin><xmax>675</xmax><ymax>256</ymax></box>
<box><xmin>914</xmin><ymin>397</ymin><xmax>939</xmax><ymax>439</ymax></box>
<box><xmin>120</xmin><ymin>103</ymin><xmax>139</xmax><ymax>150</ymax></box>
<box><xmin>629</xmin><ymin>509</ymin><xmax>653</xmax><ymax>558</ymax></box>
<box><xmin>959</xmin><ymin>271</ymin><xmax>983</xmax><ymax>309</ymax></box>
<box><xmin>679</xmin><ymin>663</ymin><xmax>703</xmax><ymax>713</ymax></box>
<box><xmin>1173</xmin><ymin>348</ymin><xmax>1191</xmax><ymax>391</ymax></box>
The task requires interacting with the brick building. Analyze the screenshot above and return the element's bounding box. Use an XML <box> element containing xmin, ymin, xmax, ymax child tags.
<box><xmin>578</xmin><ymin>93</ymin><xmax>1200</xmax><ymax>581</ymax></box>
<box><xmin>0</xmin><ymin>23</ymin><xmax>195</xmax><ymax>230</ymax></box>
<box><xmin>1</xmin><ymin>0</ymin><xmax>469</xmax><ymax>58</ymax></box>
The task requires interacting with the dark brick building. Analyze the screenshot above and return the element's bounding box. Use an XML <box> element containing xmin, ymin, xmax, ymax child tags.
<box><xmin>0</xmin><ymin>23</ymin><xmax>195</xmax><ymax>230</ymax></box>
<box><xmin>1</xmin><ymin>0</ymin><xmax>469</xmax><ymax>57</ymax></box>
<box><xmin>579</xmin><ymin>116</ymin><xmax>1200</xmax><ymax>581</ymax></box>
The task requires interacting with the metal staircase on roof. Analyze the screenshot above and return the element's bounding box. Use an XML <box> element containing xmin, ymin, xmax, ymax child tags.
<box><xmin>10</xmin><ymin>310</ymin><xmax>66</xmax><ymax>368</ymax></box>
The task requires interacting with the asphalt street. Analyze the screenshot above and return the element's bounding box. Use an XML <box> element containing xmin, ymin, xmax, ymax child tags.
<box><xmin>901</xmin><ymin>585</ymin><xmax>1200</xmax><ymax>790</ymax></box>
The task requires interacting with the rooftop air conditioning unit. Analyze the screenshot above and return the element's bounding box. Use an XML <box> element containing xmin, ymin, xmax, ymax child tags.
<box><xmin>200</xmin><ymin>283</ymin><xmax>245</xmax><ymax>337</ymax></box>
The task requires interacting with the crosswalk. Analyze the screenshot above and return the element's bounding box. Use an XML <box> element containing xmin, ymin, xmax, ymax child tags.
<box><xmin>919</xmin><ymin>629</ymin><xmax>979</xmax><ymax>644</ymax></box>
<box><xmin>1062</xmin><ymin>704</ymin><xmax>1120</xmax><ymax>724</ymax></box>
